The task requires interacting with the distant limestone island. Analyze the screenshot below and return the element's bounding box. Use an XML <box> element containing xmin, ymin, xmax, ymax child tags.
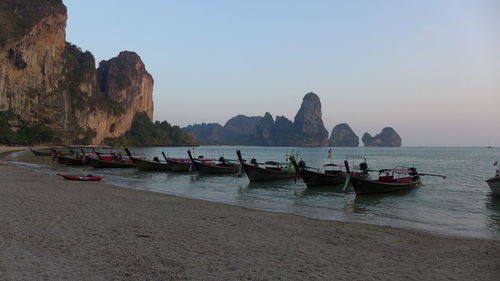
<box><xmin>184</xmin><ymin>93</ymin><xmax>329</xmax><ymax>146</ymax></box>
<box><xmin>362</xmin><ymin>127</ymin><xmax>402</xmax><ymax>147</ymax></box>
<box><xmin>183</xmin><ymin>93</ymin><xmax>402</xmax><ymax>147</ymax></box>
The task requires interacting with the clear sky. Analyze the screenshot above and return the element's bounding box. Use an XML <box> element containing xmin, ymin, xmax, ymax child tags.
<box><xmin>65</xmin><ymin>0</ymin><xmax>500</xmax><ymax>146</ymax></box>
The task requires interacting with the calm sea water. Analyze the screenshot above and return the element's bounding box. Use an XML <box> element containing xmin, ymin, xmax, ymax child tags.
<box><xmin>8</xmin><ymin>146</ymin><xmax>500</xmax><ymax>240</ymax></box>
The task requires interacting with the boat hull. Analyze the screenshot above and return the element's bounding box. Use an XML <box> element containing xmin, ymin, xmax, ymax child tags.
<box><xmin>30</xmin><ymin>148</ymin><xmax>52</xmax><ymax>156</ymax></box>
<box><xmin>88</xmin><ymin>158</ymin><xmax>135</xmax><ymax>168</ymax></box>
<box><xmin>166</xmin><ymin>159</ymin><xmax>193</xmax><ymax>172</ymax></box>
<box><xmin>299</xmin><ymin>169</ymin><xmax>346</xmax><ymax>187</ymax></box>
<box><xmin>192</xmin><ymin>161</ymin><xmax>239</xmax><ymax>175</ymax></box>
<box><xmin>242</xmin><ymin>164</ymin><xmax>294</xmax><ymax>181</ymax></box>
<box><xmin>132</xmin><ymin>158</ymin><xmax>170</xmax><ymax>171</ymax></box>
<box><xmin>55</xmin><ymin>155</ymin><xmax>88</xmax><ymax>166</ymax></box>
<box><xmin>351</xmin><ymin>177</ymin><xmax>420</xmax><ymax>195</ymax></box>
<box><xmin>486</xmin><ymin>176</ymin><xmax>500</xmax><ymax>196</ymax></box>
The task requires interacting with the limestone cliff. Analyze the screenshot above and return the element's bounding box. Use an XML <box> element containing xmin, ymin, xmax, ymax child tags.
<box><xmin>329</xmin><ymin>123</ymin><xmax>359</xmax><ymax>147</ymax></box>
<box><xmin>291</xmin><ymin>92</ymin><xmax>329</xmax><ymax>146</ymax></box>
<box><xmin>362</xmin><ymin>127</ymin><xmax>402</xmax><ymax>147</ymax></box>
<box><xmin>0</xmin><ymin>0</ymin><xmax>154</xmax><ymax>144</ymax></box>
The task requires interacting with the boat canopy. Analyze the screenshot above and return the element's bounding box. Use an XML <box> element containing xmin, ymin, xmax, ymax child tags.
<box><xmin>379</xmin><ymin>169</ymin><xmax>411</xmax><ymax>174</ymax></box>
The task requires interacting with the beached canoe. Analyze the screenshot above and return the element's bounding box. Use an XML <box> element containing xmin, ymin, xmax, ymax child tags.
<box><xmin>61</xmin><ymin>175</ymin><xmax>102</xmax><ymax>181</ymax></box>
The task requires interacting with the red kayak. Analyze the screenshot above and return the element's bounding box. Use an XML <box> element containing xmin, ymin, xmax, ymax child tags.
<box><xmin>60</xmin><ymin>175</ymin><xmax>102</xmax><ymax>181</ymax></box>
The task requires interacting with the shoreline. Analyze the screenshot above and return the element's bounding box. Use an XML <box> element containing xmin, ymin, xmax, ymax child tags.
<box><xmin>1</xmin><ymin>153</ymin><xmax>499</xmax><ymax>280</ymax></box>
<box><xmin>2</xmin><ymin>148</ymin><xmax>500</xmax><ymax>241</ymax></box>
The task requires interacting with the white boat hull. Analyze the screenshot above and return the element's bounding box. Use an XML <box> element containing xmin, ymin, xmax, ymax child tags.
<box><xmin>486</xmin><ymin>176</ymin><xmax>500</xmax><ymax>196</ymax></box>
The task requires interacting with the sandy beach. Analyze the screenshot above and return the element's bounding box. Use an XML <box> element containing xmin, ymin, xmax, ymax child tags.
<box><xmin>0</xmin><ymin>150</ymin><xmax>499</xmax><ymax>280</ymax></box>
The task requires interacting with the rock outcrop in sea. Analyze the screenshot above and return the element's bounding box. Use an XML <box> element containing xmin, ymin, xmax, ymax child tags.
<box><xmin>182</xmin><ymin>92</ymin><xmax>329</xmax><ymax>146</ymax></box>
<box><xmin>0</xmin><ymin>0</ymin><xmax>154</xmax><ymax>144</ymax></box>
<box><xmin>362</xmin><ymin>127</ymin><xmax>402</xmax><ymax>147</ymax></box>
<box><xmin>291</xmin><ymin>93</ymin><xmax>329</xmax><ymax>146</ymax></box>
<box><xmin>329</xmin><ymin>123</ymin><xmax>359</xmax><ymax>147</ymax></box>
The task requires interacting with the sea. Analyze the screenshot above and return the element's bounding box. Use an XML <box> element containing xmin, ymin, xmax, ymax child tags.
<box><xmin>7</xmin><ymin>146</ymin><xmax>500</xmax><ymax>240</ymax></box>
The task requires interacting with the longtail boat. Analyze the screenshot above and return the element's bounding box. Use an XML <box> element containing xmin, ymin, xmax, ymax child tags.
<box><xmin>82</xmin><ymin>149</ymin><xmax>135</xmax><ymax>168</ymax></box>
<box><xmin>88</xmin><ymin>157</ymin><xmax>136</xmax><ymax>168</ymax></box>
<box><xmin>54</xmin><ymin>154</ymin><xmax>88</xmax><ymax>165</ymax></box>
<box><xmin>348</xmin><ymin>165</ymin><xmax>444</xmax><ymax>195</ymax></box>
<box><xmin>187</xmin><ymin>150</ymin><xmax>240</xmax><ymax>175</ymax></box>
<box><xmin>162</xmin><ymin>152</ymin><xmax>195</xmax><ymax>172</ymax></box>
<box><xmin>290</xmin><ymin>156</ymin><xmax>368</xmax><ymax>188</ymax></box>
<box><xmin>349</xmin><ymin>168</ymin><xmax>421</xmax><ymax>195</ymax></box>
<box><xmin>125</xmin><ymin>148</ymin><xmax>170</xmax><ymax>171</ymax></box>
<box><xmin>162</xmin><ymin>152</ymin><xmax>214</xmax><ymax>172</ymax></box>
<box><xmin>29</xmin><ymin>147</ymin><xmax>52</xmax><ymax>156</ymax></box>
<box><xmin>52</xmin><ymin>149</ymin><xmax>93</xmax><ymax>166</ymax></box>
<box><xmin>486</xmin><ymin>161</ymin><xmax>500</xmax><ymax>196</ymax></box>
<box><xmin>236</xmin><ymin>150</ymin><xmax>294</xmax><ymax>181</ymax></box>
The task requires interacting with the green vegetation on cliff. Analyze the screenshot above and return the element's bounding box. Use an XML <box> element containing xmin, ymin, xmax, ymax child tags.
<box><xmin>0</xmin><ymin>111</ymin><xmax>54</xmax><ymax>145</ymax></box>
<box><xmin>0</xmin><ymin>0</ymin><xmax>66</xmax><ymax>49</ymax></box>
<box><xmin>104</xmin><ymin>112</ymin><xmax>197</xmax><ymax>147</ymax></box>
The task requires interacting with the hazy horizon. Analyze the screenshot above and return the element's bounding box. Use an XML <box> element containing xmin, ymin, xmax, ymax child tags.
<box><xmin>65</xmin><ymin>0</ymin><xmax>500</xmax><ymax>146</ymax></box>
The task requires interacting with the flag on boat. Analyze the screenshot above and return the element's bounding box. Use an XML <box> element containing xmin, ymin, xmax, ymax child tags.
<box><xmin>327</xmin><ymin>148</ymin><xmax>332</xmax><ymax>159</ymax></box>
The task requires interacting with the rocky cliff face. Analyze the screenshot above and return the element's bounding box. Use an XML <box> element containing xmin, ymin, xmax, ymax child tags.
<box><xmin>182</xmin><ymin>93</ymin><xmax>329</xmax><ymax>146</ymax></box>
<box><xmin>362</xmin><ymin>127</ymin><xmax>402</xmax><ymax>147</ymax></box>
<box><xmin>329</xmin><ymin>123</ymin><xmax>359</xmax><ymax>147</ymax></box>
<box><xmin>0</xmin><ymin>0</ymin><xmax>153</xmax><ymax>144</ymax></box>
<box><xmin>292</xmin><ymin>92</ymin><xmax>329</xmax><ymax>146</ymax></box>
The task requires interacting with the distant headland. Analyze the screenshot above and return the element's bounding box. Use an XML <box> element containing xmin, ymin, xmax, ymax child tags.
<box><xmin>183</xmin><ymin>93</ymin><xmax>402</xmax><ymax>147</ymax></box>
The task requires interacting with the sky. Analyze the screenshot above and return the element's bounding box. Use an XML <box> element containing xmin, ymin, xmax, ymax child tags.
<box><xmin>64</xmin><ymin>0</ymin><xmax>500</xmax><ymax>146</ymax></box>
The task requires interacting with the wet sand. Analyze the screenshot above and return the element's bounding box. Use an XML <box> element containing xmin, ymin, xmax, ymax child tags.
<box><xmin>0</xmin><ymin>150</ymin><xmax>499</xmax><ymax>280</ymax></box>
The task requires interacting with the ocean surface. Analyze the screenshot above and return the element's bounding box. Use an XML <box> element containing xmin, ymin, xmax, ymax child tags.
<box><xmin>8</xmin><ymin>146</ymin><xmax>500</xmax><ymax>240</ymax></box>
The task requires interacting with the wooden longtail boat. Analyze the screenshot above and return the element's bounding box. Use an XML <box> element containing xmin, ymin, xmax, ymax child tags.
<box><xmin>162</xmin><ymin>152</ymin><xmax>215</xmax><ymax>172</ymax></box>
<box><xmin>29</xmin><ymin>147</ymin><xmax>52</xmax><ymax>156</ymax></box>
<box><xmin>187</xmin><ymin>150</ymin><xmax>240</xmax><ymax>175</ymax></box>
<box><xmin>290</xmin><ymin>156</ymin><xmax>368</xmax><ymax>188</ymax></box>
<box><xmin>82</xmin><ymin>149</ymin><xmax>135</xmax><ymax>168</ymax></box>
<box><xmin>53</xmin><ymin>153</ymin><xmax>90</xmax><ymax>166</ymax></box>
<box><xmin>87</xmin><ymin>157</ymin><xmax>136</xmax><ymax>168</ymax></box>
<box><xmin>162</xmin><ymin>152</ymin><xmax>195</xmax><ymax>172</ymax></box>
<box><xmin>486</xmin><ymin>161</ymin><xmax>500</xmax><ymax>196</ymax></box>
<box><xmin>350</xmin><ymin>168</ymin><xmax>421</xmax><ymax>195</ymax></box>
<box><xmin>125</xmin><ymin>148</ymin><xmax>170</xmax><ymax>171</ymax></box>
<box><xmin>236</xmin><ymin>150</ymin><xmax>294</xmax><ymax>181</ymax></box>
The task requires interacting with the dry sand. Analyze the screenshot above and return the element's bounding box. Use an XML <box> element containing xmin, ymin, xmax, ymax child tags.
<box><xmin>0</xmin><ymin>150</ymin><xmax>499</xmax><ymax>280</ymax></box>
